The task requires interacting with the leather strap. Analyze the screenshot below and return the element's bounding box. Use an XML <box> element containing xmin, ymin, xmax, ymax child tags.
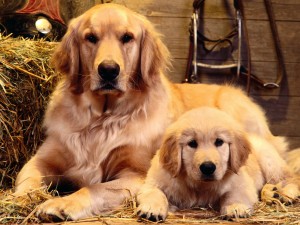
<box><xmin>235</xmin><ymin>0</ymin><xmax>252</xmax><ymax>92</ymax></box>
<box><xmin>185</xmin><ymin>0</ymin><xmax>285</xmax><ymax>91</ymax></box>
<box><xmin>262</xmin><ymin>0</ymin><xmax>284</xmax><ymax>88</ymax></box>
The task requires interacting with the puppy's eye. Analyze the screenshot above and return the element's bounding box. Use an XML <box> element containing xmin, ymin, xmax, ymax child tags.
<box><xmin>121</xmin><ymin>33</ymin><xmax>134</xmax><ymax>44</ymax></box>
<box><xmin>86</xmin><ymin>34</ymin><xmax>98</xmax><ymax>44</ymax></box>
<box><xmin>215</xmin><ymin>138</ymin><xmax>224</xmax><ymax>147</ymax></box>
<box><xmin>187</xmin><ymin>139</ymin><xmax>198</xmax><ymax>149</ymax></box>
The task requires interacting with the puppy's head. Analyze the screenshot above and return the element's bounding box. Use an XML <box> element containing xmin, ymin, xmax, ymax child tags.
<box><xmin>52</xmin><ymin>3</ymin><xmax>170</xmax><ymax>95</ymax></box>
<box><xmin>159</xmin><ymin>107</ymin><xmax>251</xmax><ymax>181</ymax></box>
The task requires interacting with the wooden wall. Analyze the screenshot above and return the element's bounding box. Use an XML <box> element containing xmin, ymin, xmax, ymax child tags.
<box><xmin>84</xmin><ymin>0</ymin><xmax>300</xmax><ymax>149</ymax></box>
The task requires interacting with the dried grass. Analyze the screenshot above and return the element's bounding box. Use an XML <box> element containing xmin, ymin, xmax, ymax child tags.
<box><xmin>0</xmin><ymin>187</ymin><xmax>299</xmax><ymax>224</ymax></box>
<box><xmin>0</xmin><ymin>34</ymin><xmax>58</xmax><ymax>189</ymax></box>
<box><xmin>0</xmin><ymin>188</ymin><xmax>53</xmax><ymax>224</ymax></box>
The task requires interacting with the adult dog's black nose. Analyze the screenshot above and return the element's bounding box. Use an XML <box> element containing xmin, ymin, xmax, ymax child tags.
<box><xmin>199</xmin><ymin>161</ymin><xmax>216</xmax><ymax>175</ymax></box>
<box><xmin>98</xmin><ymin>60</ymin><xmax>120</xmax><ymax>81</ymax></box>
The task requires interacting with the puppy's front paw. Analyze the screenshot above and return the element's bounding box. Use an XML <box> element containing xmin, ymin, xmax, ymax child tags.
<box><xmin>36</xmin><ymin>190</ymin><xmax>92</xmax><ymax>221</ymax></box>
<box><xmin>221</xmin><ymin>203</ymin><xmax>252</xmax><ymax>219</ymax></box>
<box><xmin>261</xmin><ymin>183</ymin><xmax>299</xmax><ymax>205</ymax></box>
<box><xmin>137</xmin><ymin>203</ymin><xmax>168</xmax><ymax>222</ymax></box>
<box><xmin>137</xmin><ymin>189</ymin><xmax>168</xmax><ymax>222</ymax></box>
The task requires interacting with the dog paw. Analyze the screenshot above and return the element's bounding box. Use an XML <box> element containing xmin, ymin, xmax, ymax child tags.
<box><xmin>261</xmin><ymin>183</ymin><xmax>299</xmax><ymax>205</ymax></box>
<box><xmin>136</xmin><ymin>189</ymin><xmax>168</xmax><ymax>222</ymax></box>
<box><xmin>137</xmin><ymin>204</ymin><xmax>168</xmax><ymax>222</ymax></box>
<box><xmin>221</xmin><ymin>203</ymin><xmax>252</xmax><ymax>219</ymax></box>
<box><xmin>36</xmin><ymin>196</ymin><xmax>92</xmax><ymax>221</ymax></box>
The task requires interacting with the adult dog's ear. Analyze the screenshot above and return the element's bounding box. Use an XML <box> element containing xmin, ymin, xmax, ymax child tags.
<box><xmin>140</xmin><ymin>18</ymin><xmax>170</xmax><ymax>86</ymax></box>
<box><xmin>52</xmin><ymin>17</ymin><xmax>83</xmax><ymax>94</ymax></box>
<box><xmin>229</xmin><ymin>131</ymin><xmax>251</xmax><ymax>174</ymax></box>
<box><xmin>159</xmin><ymin>132</ymin><xmax>182</xmax><ymax>177</ymax></box>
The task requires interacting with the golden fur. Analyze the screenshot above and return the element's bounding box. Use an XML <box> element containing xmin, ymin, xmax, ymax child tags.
<box><xmin>137</xmin><ymin>107</ymin><xmax>299</xmax><ymax>221</ymax></box>
<box><xmin>286</xmin><ymin>148</ymin><xmax>300</xmax><ymax>175</ymax></box>
<box><xmin>15</xmin><ymin>3</ymin><xmax>287</xmax><ymax>221</ymax></box>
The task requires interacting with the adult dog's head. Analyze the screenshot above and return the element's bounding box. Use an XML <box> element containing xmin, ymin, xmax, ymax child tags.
<box><xmin>53</xmin><ymin>3</ymin><xmax>170</xmax><ymax>95</ymax></box>
<box><xmin>160</xmin><ymin>107</ymin><xmax>251</xmax><ymax>182</ymax></box>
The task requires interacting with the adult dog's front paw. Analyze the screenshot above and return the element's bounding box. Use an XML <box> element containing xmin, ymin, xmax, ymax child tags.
<box><xmin>221</xmin><ymin>203</ymin><xmax>252</xmax><ymax>219</ymax></box>
<box><xmin>36</xmin><ymin>189</ymin><xmax>92</xmax><ymax>221</ymax></box>
<box><xmin>261</xmin><ymin>183</ymin><xmax>300</xmax><ymax>205</ymax></box>
<box><xmin>37</xmin><ymin>197</ymin><xmax>91</xmax><ymax>221</ymax></box>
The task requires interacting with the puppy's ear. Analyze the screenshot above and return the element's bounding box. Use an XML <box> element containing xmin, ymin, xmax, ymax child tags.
<box><xmin>229</xmin><ymin>132</ymin><xmax>251</xmax><ymax>174</ymax></box>
<box><xmin>140</xmin><ymin>19</ymin><xmax>170</xmax><ymax>86</ymax></box>
<box><xmin>52</xmin><ymin>18</ymin><xmax>83</xmax><ymax>94</ymax></box>
<box><xmin>159</xmin><ymin>132</ymin><xmax>182</xmax><ymax>177</ymax></box>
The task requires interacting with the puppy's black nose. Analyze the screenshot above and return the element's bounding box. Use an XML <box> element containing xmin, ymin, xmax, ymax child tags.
<box><xmin>199</xmin><ymin>161</ymin><xmax>216</xmax><ymax>175</ymax></box>
<box><xmin>98</xmin><ymin>60</ymin><xmax>120</xmax><ymax>81</ymax></box>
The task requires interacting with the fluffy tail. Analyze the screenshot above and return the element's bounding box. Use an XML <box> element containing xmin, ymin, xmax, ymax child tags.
<box><xmin>268</xmin><ymin>135</ymin><xmax>289</xmax><ymax>157</ymax></box>
<box><xmin>286</xmin><ymin>148</ymin><xmax>300</xmax><ymax>175</ymax></box>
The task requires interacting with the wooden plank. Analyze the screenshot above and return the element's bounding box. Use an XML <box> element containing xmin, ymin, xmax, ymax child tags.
<box><xmin>244</xmin><ymin>0</ymin><xmax>300</xmax><ymax>21</ymax></box>
<box><xmin>253</xmin><ymin>96</ymin><xmax>300</xmax><ymax>138</ymax></box>
<box><xmin>287</xmin><ymin>137</ymin><xmax>300</xmax><ymax>150</ymax></box>
<box><xmin>169</xmin><ymin>59</ymin><xmax>300</xmax><ymax>96</ymax></box>
<box><xmin>111</xmin><ymin>0</ymin><xmax>194</xmax><ymax>18</ymax></box>
<box><xmin>106</xmin><ymin>0</ymin><xmax>300</xmax><ymax>21</ymax></box>
<box><xmin>149</xmin><ymin>17</ymin><xmax>300</xmax><ymax>63</ymax></box>
<box><xmin>63</xmin><ymin>0</ymin><xmax>97</xmax><ymax>20</ymax></box>
<box><xmin>250</xmin><ymin>62</ymin><xmax>300</xmax><ymax>96</ymax></box>
<box><xmin>248</xmin><ymin>21</ymin><xmax>300</xmax><ymax>63</ymax></box>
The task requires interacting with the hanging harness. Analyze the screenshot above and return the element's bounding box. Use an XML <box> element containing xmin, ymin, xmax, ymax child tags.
<box><xmin>184</xmin><ymin>0</ymin><xmax>284</xmax><ymax>92</ymax></box>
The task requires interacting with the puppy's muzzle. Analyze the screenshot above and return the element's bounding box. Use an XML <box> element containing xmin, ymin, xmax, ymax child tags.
<box><xmin>199</xmin><ymin>161</ymin><xmax>216</xmax><ymax>176</ymax></box>
<box><xmin>98</xmin><ymin>60</ymin><xmax>120</xmax><ymax>81</ymax></box>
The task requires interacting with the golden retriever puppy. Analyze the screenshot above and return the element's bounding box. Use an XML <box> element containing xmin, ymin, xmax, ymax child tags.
<box><xmin>14</xmin><ymin>3</ymin><xmax>286</xmax><ymax>221</ymax></box>
<box><xmin>137</xmin><ymin>107</ymin><xmax>299</xmax><ymax>221</ymax></box>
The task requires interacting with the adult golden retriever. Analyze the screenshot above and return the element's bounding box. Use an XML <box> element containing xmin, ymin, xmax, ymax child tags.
<box><xmin>137</xmin><ymin>107</ymin><xmax>299</xmax><ymax>221</ymax></box>
<box><xmin>14</xmin><ymin>3</ymin><xmax>287</xmax><ymax>221</ymax></box>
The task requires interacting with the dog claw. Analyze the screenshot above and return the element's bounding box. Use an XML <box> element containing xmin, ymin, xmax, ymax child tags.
<box><xmin>140</xmin><ymin>213</ymin><xmax>147</xmax><ymax>219</ymax></box>
<box><xmin>262</xmin><ymin>183</ymin><xmax>299</xmax><ymax>205</ymax></box>
<box><xmin>137</xmin><ymin>211</ymin><xmax>164</xmax><ymax>222</ymax></box>
<box><xmin>148</xmin><ymin>214</ymin><xmax>157</xmax><ymax>222</ymax></box>
<box><xmin>273</xmin><ymin>193</ymin><xmax>279</xmax><ymax>198</ymax></box>
<box><xmin>38</xmin><ymin>212</ymin><xmax>65</xmax><ymax>223</ymax></box>
<box><xmin>157</xmin><ymin>215</ymin><xmax>164</xmax><ymax>222</ymax></box>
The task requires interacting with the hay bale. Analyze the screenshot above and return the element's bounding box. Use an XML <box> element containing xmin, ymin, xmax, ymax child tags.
<box><xmin>0</xmin><ymin>188</ymin><xmax>53</xmax><ymax>224</ymax></box>
<box><xmin>0</xmin><ymin>34</ymin><xmax>58</xmax><ymax>188</ymax></box>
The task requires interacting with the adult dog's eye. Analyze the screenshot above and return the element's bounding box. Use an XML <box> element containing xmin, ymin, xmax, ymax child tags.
<box><xmin>187</xmin><ymin>139</ymin><xmax>198</xmax><ymax>149</ymax></box>
<box><xmin>86</xmin><ymin>34</ymin><xmax>98</xmax><ymax>44</ymax></box>
<box><xmin>215</xmin><ymin>138</ymin><xmax>224</xmax><ymax>147</ymax></box>
<box><xmin>121</xmin><ymin>33</ymin><xmax>134</xmax><ymax>44</ymax></box>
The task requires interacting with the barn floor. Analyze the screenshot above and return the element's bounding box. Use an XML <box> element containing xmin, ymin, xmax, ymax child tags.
<box><xmin>60</xmin><ymin>203</ymin><xmax>300</xmax><ymax>225</ymax></box>
<box><xmin>29</xmin><ymin>203</ymin><xmax>300</xmax><ymax>225</ymax></box>
<box><xmin>1</xmin><ymin>188</ymin><xmax>299</xmax><ymax>225</ymax></box>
